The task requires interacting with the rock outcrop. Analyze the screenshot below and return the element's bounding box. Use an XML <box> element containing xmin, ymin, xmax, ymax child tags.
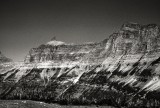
<box><xmin>0</xmin><ymin>22</ymin><xmax>160</xmax><ymax>107</ymax></box>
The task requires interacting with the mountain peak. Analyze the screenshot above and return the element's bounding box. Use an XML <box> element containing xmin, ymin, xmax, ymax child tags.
<box><xmin>121</xmin><ymin>22</ymin><xmax>159</xmax><ymax>32</ymax></box>
<box><xmin>51</xmin><ymin>36</ymin><xmax>57</xmax><ymax>41</ymax></box>
<box><xmin>121</xmin><ymin>22</ymin><xmax>141</xmax><ymax>31</ymax></box>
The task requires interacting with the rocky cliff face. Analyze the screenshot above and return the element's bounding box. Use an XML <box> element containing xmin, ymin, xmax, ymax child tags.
<box><xmin>24</xmin><ymin>40</ymin><xmax>105</xmax><ymax>64</ymax></box>
<box><xmin>24</xmin><ymin>22</ymin><xmax>160</xmax><ymax>64</ymax></box>
<box><xmin>0</xmin><ymin>22</ymin><xmax>160</xmax><ymax>107</ymax></box>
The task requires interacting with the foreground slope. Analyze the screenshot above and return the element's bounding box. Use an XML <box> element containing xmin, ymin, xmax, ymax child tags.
<box><xmin>0</xmin><ymin>22</ymin><xmax>160</xmax><ymax>107</ymax></box>
<box><xmin>0</xmin><ymin>100</ymin><xmax>114</xmax><ymax>108</ymax></box>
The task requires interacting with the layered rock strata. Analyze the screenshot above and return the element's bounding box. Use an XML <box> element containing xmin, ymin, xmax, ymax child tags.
<box><xmin>0</xmin><ymin>22</ymin><xmax>160</xmax><ymax>107</ymax></box>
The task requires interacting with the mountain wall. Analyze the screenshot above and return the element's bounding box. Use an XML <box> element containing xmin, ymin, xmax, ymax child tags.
<box><xmin>0</xmin><ymin>22</ymin><xmax>160</xmax><ymax>107</ymax></box>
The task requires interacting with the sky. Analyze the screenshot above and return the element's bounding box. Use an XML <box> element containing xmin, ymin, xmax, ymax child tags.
<box><xmin>0</xmin><ymin>0</ymin><xmax>160</xmax><ymax>61</ymax></box>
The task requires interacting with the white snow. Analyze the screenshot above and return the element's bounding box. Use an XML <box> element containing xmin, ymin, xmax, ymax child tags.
<box><xmin>72</xmin><ymin>70</ymin><xmax>84</xmax><ymax>84</ymax></box>
<box><xmin>124</xmin><ymin>76</ymin><xmax>137</xmax><ymax>86</ymax></box>
<box><xmin>3</xmin><ymin>69</ymin><xmax>18</xmax><ymax>81</ymax></box>
<box><xmin>57</xmin><ymin>67</ymin><xmax>68</xmax><ymax>78</ymax></box>
<box><xmin>142</xmin><ymin>76</ymin><xmax>160</xmax><ymax>91</ymax></box>
<box><xmin>15</xmin><ymin>69</ymin><xmax>29</xmax><ymax>82</ymax></box>
<box><xmin>37</xmin><ymin>62</ymin><xmax>53</xmax><ymax>68</ymax></box>
<box><xmin>46</xmin><ymin>40</ymin><xmax>65</xmax><ymax>46</ymax></box>
<box><xmin>146</xmin><ymin>80</ymin><xmax>160</xmax><ymax>91</ymax></box>
<box><xmin>40</xmin><ymin>68</ymin><xmax>56</xmax><ymax>83</ymax></box>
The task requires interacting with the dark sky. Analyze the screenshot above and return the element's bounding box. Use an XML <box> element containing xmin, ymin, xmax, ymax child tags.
<box><xmin>0</xmin><ymin>0</ymin><xmax>160</xmax><ymax>61</ymax></box>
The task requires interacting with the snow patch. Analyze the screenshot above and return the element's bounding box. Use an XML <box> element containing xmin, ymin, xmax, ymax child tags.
<box><xmin>142</xmin><ymin>76</ymin><xmax>159</xmax><ymax>91</ymax></box>
<box><xmin>46</xmin><ymin>40</ymin><xmax>65</xmax><ymax>46</ymax></box>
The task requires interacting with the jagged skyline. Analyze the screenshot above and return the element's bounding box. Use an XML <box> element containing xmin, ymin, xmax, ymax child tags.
<box><xmin>0</xmin><ymin>0</ymin><xmax>160</xmax><ymax>61</ymax></box>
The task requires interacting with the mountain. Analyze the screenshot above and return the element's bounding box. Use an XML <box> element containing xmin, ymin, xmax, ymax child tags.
<box><xmin>0</xmin><ymin>51</ymin><xmax>13</xmax><ymax>71</ymax></box>
<box><xmin>0</xmin><ymin>22</ymin><xmax>160</xmax><ymax>107</ymax></box>
<box><xmin>24</xmin><ymin>38</ymin><xmax>104</xmax><ymax>64</ymax></box>
<box><xmin>0</xmin><ymin>51</ymin><xmax>12</xmax><ymax>63</ymax></box>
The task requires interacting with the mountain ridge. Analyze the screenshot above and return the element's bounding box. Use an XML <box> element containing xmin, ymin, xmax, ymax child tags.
<box><xmin>0</xmin><ymin>22</ymin><xmax>160</xmax><ymax>107</ymax></box>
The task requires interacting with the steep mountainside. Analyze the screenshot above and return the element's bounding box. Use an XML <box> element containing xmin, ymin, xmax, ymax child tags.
<box><xmin>24</xmin><ymin>39</ymin><xmax>105</xmax><ymax>64</ymax></box>
<box><xmin>0</xmin><ymin>22</ymin><xmax>160</xmax><ymax>107</ymax></box>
